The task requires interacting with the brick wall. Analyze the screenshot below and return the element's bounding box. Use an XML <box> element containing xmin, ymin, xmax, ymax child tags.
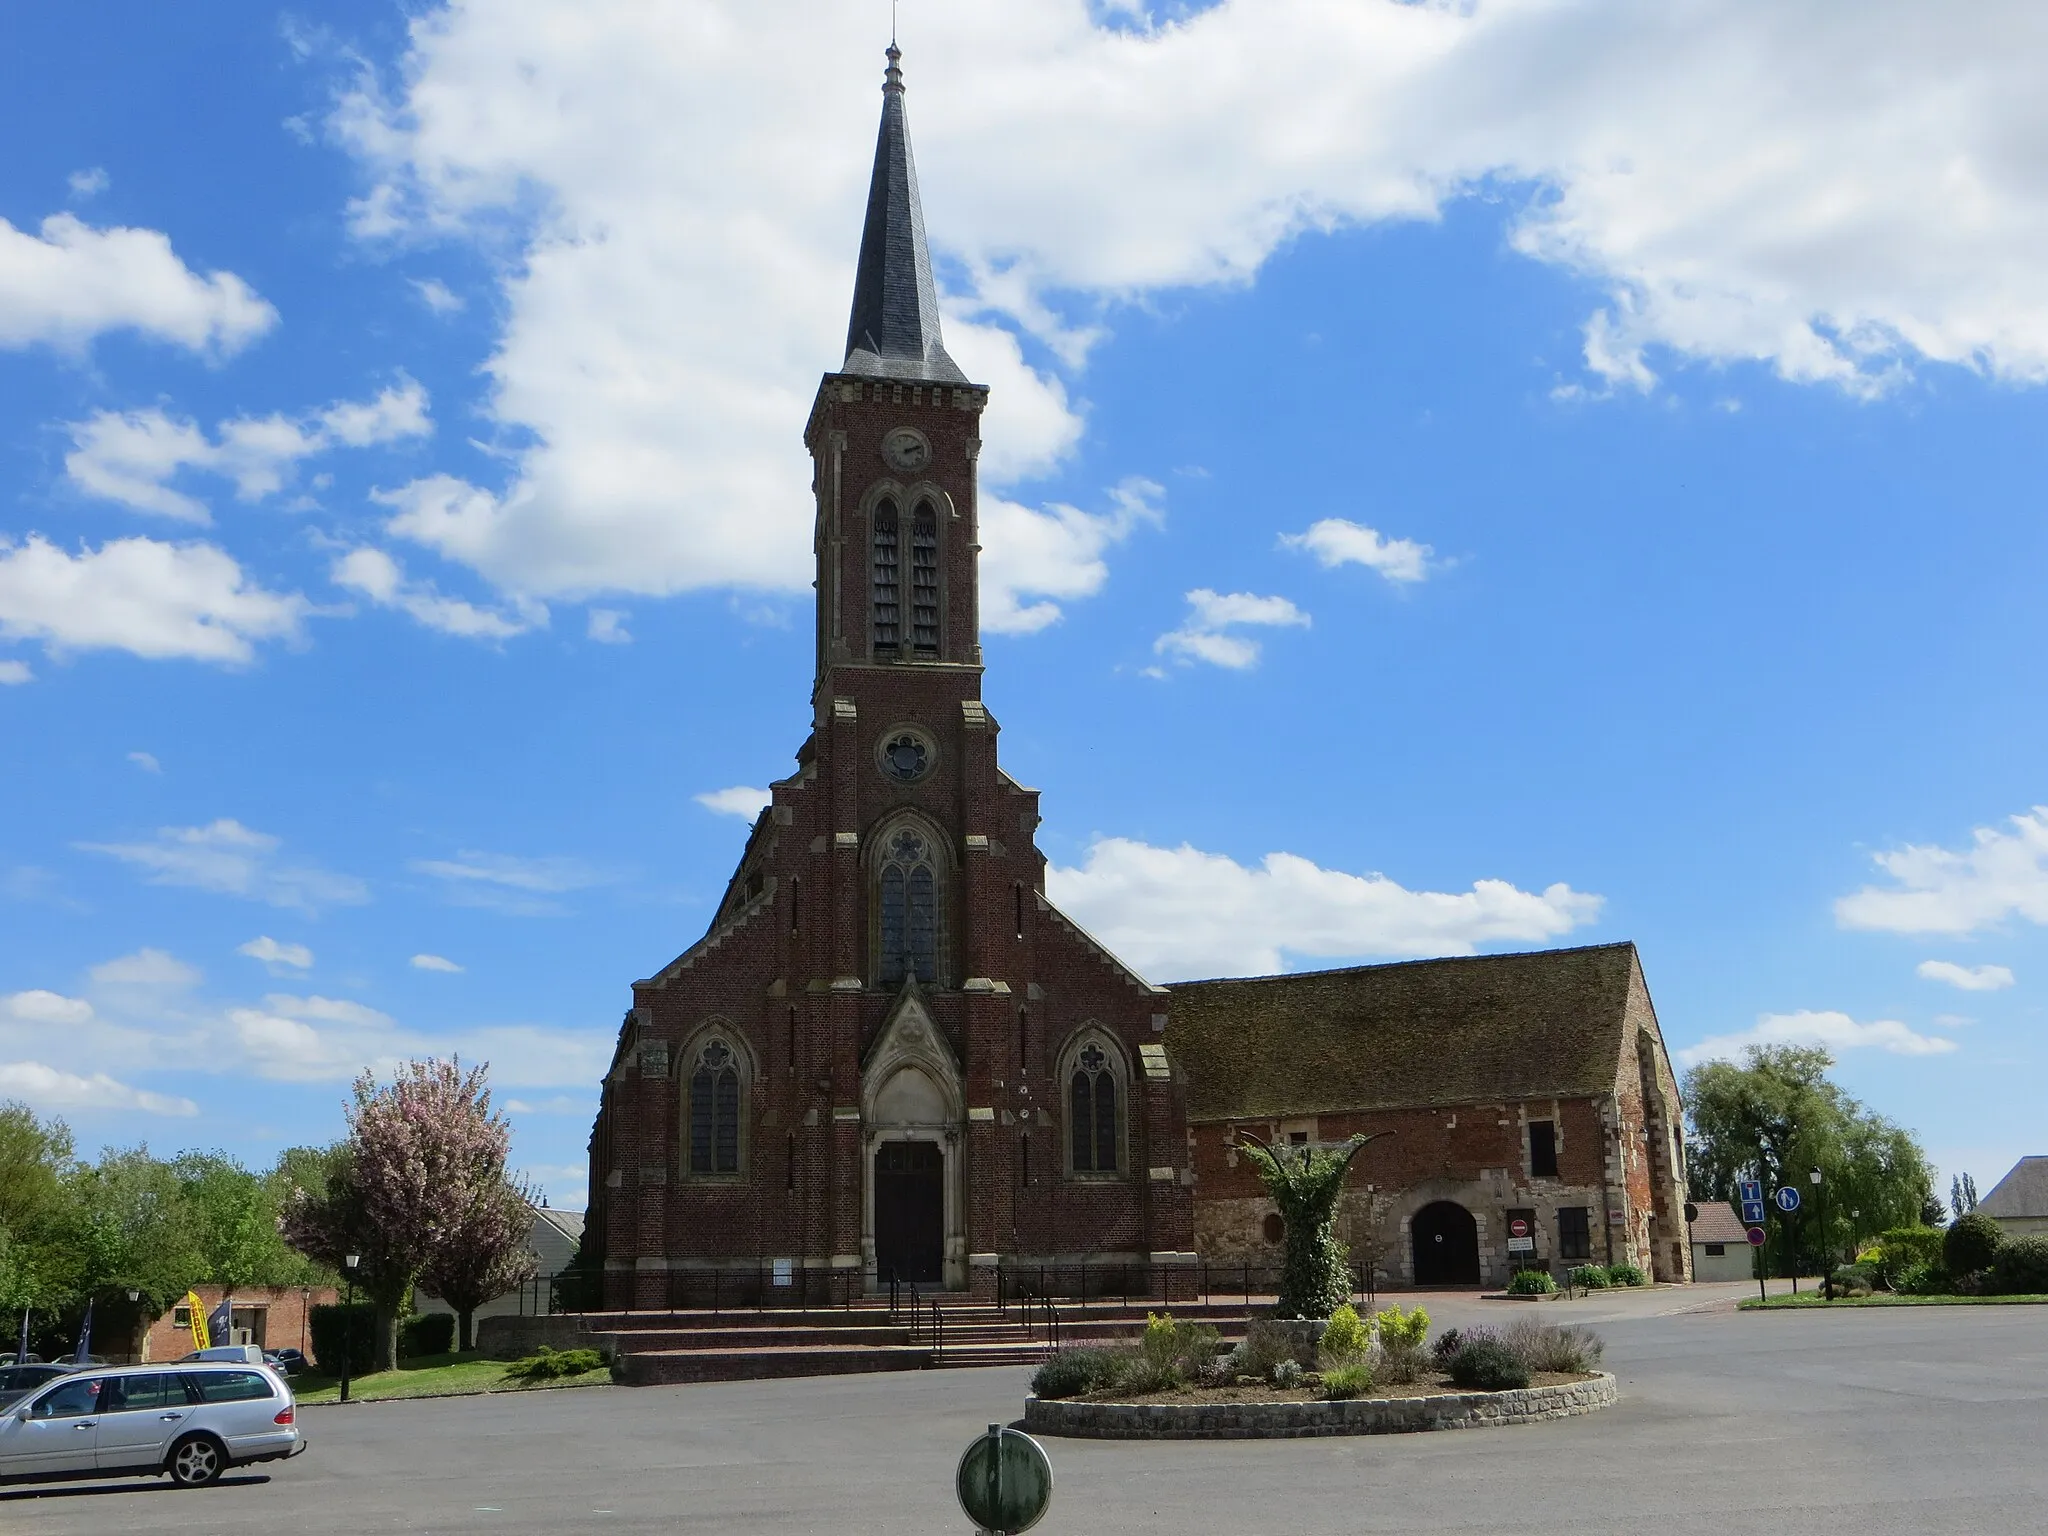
<box><xmin>137</xmin><ymin>1284</ymin><xmax>337</xmax><ymax>1364</ymax></box>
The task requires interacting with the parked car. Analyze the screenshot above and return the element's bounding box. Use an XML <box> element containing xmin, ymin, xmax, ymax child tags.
<box><xmin>180</xmin><ymin>1344</ymin><xmax>266</xmax><ymax>1366</ymax></box>
<box><xmin>0</xmin><ymin>1363</ymin><xmax>76</xmax><ymax>1411</ymax></box>
<box><xmin>0</xmin><ymin>1361</ymin><xmax>304</xmax><ymax>1488</ymax></box>
<box><xmin>264</xmin><ymin>1348</ymin><xmax>305</xmax><ymax>1376</ymax></box>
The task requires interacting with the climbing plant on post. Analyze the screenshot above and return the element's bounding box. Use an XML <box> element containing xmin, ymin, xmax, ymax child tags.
<box><xmin>1237</xmin><ymin>1133</ymin><xmax>1386</xmax><ymax>1319</ymax></box>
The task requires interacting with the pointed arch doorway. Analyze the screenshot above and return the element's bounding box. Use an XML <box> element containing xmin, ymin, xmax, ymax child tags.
<box><xmin>861</xmin><ymin>983</ymin><xmax>967</xmax><ymax>1290</ymax></box>
<box><xmin>874</xmin><ymin>1138</ymin><xmax>943</xmax><ymax>1283</ymax></box>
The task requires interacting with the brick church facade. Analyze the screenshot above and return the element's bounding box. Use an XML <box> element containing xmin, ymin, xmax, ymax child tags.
<box><xmin>586</xmin><ymin>49</ymin><xmax>1690</xmax><ymax>1305</ymax></box>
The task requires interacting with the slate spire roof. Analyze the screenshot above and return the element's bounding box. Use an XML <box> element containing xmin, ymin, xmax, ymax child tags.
<box><xmin>842</xmin><ymin>45</ymin><xmax>969</xmax><ymax>384</ymax></box>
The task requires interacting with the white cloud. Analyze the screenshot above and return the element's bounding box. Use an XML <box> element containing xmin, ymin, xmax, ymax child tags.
<box><xmin>0</xmin><ymin>1061</ymin><xmax>197</xmax><ymax>1117</ymax></box>
<box><xmin>323</xmin><ymin>2</ymin><xmax>2048</xmax><ymax>613</ymax></box>
<box><xmin>408</xmin><ymin>850</ymin><xmax>607</xmax><ymax>914</ymax></box>
<box><xmin>0</xmin><ymin>534</ymin><xmax>308</xmax><ymax>665</ymax></box>
<box><xmin>1</xmin><ymin>990</ymin><xmax>95</xmax><ymax>1026</ymax></box>
<box><xmin>410</xmin><ymin>953</ymin><xmax>464</xmax><ymax>973</ymax></box>
<box><xmin>90</xmin><ymin>947</ymin><xmax>201</xmax><ymax>990</ymax></box>
<box><xmin>1677</xmin><ymin>1009</ymin><xmax>1960</xmax><ymax>1068</ymax></box>
<box><xmin>585</xmin><ymin>608</ymin><xmax>630</xmax><ymax>644</ymax></box>
<box><xmin>65</xmin><ymin>380</ymin><xmax>432</xmax><ymax>523</ymax></box>
<box><xmin>238</xmin><ymin>936</ymin><xmax>314</xmax><ymax>970</ymax></box>
<box><xmin>0</xmin><ymin>212</ymin><xmax>274</xmax><ymax>355</ymax></box>
<box><xmin>1045</xmin><ymin>835</ymin><xmax>1602</xmax><ymax>980</ymax></box>
<box><xmin>224</xmin><ymin>992</ymin><xmax>606</xmax><ymax>1086</ymax></box>
<box><xmin>127</xmin><ymin>750</ymin><xmax>161</xmax><ymax>772</ymax></box>
<box><xmin>411</xmin><ymin>277</ymin><xmax>464</xmax><ymax>314</ymax></box>
<box><xmin>694</xmin><ymin>786</ymin><xmax>771</xmax><ymax>821</ymax></box>
<box><xmin>67</xmin><ymin>168</ymin><xmax>110</xmax><ymax>200</ymax></box>
<box><xmin>79</xmin><ymin>820</ymin><xmax>369</xmax><ymax>912</ymax></box>
<box><xmin>1281</xmin><ymin>519</ymin><xmax>1433</xmax><ymax>583</ymax></box>
<box><xmin>1155</xmin><ymin>588</ymin><xmax>1310</xmax><ymax>670</ymax></box>
<box><xmin>332</xmin><ymin>546</ymin><xmax>544</xmax><ymax>640</ymax></box>
<box><xmin>1836</xmin><ymin>807</ymin><xmax>2048</xmax><ymax>935</ymax></box>
<box><xmin>982</xmin><ymin>478</ymin><xmax>1163</xmax><ymax>634</ymax></box>
<box><xmin>1916</xmin><ymin>960</ymin><xmax>2015</xmax><ymax>992</ymax></box>
<box><xmin>0</xmin><ymin>660</ymin><xmax>29</xmax><ymax>686</ymax></box>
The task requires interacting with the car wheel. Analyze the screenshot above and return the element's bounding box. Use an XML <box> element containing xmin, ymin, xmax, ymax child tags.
<box><xmin>168</xmin><ymin>1434</ymin><xmax>226</xmax><ymax>1488</ymax></box>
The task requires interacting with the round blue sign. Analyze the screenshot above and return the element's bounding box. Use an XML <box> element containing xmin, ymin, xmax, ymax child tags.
<box><xmin>1773</xmin><ymin>1185</ymin><xmax>1802</xmax><ymax>1213</ymax></box>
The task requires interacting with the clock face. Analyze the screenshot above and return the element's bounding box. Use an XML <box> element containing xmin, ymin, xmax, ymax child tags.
<box><xmin>882</xmin><ymin>427</ymin><xmax>931</xmax><ymax>473</ymax></box>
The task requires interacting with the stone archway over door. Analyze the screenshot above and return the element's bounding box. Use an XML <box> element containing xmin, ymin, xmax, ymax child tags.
<box><xmin>1412</xmin><ymin>1201</ymin><xmax>1481</xmax><ymax>1286</ymax></box>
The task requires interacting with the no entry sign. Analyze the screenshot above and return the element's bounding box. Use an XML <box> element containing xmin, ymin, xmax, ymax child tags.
<box><xmin>1509</xmin><ymin>1217</ymin><xmax>1532</xmax><ymax>1240</ymax></box>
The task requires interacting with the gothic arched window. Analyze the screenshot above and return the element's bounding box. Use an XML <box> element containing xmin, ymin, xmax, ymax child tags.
<box><xmin>910</xmin><ymin>501</ymin><xmax>939</xmax><ymax>654</ymax></box>
<box><xmin>1067</xmin><ymin>1040</ymin><xmax>1122</xmax><ymax>1176</ymax></box>
<box><xmin>687</xmin><ymin>1037</ymin><xmax>743</xmax><ymax>1175</ymax></box>
<box><xmin>872</xmin><ymin>500</ymin><xmax>901</xmax><ymax>653</ymax></box>
<box><xmin>876</xmin><ymin>826</ymin><xmax>938</xmax><ymax>985</ymax></box>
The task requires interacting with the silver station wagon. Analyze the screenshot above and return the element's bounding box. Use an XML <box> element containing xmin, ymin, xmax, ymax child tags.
<box><xmin>0</xmin><ymin>1361</ymin><xmax>305</xmax><ymax>1488</ymax></box>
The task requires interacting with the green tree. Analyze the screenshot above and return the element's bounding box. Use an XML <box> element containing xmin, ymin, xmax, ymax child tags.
<box><xmin>0</xmin><ymin>1103</ymin><xmax>75</xmax><ymax>1315</ymax></box>
<box><xmin>1684</xmin><ymin>1045</ymin><xmax>1934</xmax><ymax>1273</ymax></box>
<box><xmin>174</xmin><ymin>1151</ymin><xmax>326</xmax><ymax>1295</ymax></box>
<box><xmin>1235</xmin><ymin>1133</ymin><xmax>1383</xmax><ymax>1319</ymax></box>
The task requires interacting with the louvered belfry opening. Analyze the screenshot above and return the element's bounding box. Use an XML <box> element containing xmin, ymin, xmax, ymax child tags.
<box><xmin>910</xmin><ymin>502</ymin><xmax>939</xmax><ymax>653</ymax></box>
<box><xmin>872</xmin><ymin>500</ymin><xmax>901</xmax><ymax>652</ymax></box>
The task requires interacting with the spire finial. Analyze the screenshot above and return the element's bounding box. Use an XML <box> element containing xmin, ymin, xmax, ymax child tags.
<box><xmin>884</xmin><ymin>39</ymin><xmax>903</xmax><ymax>94</ymax></box>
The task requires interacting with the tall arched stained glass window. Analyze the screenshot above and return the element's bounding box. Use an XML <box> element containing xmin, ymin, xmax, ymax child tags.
<box><xmin>1069</xmin><ymin>1043</ymin><xmax>1119</xmax><ymax>1174</ymax></box>
<box><xmin>689</xmin><ymin>1039</ymin><xmax>741</xmax><ymax>1175</ymax></box>
<box><xmin>876</xmin><ymin>827</ymin><xmax>937</xmax><ymax>985</ymax></box>
<box><xmin>910</xmin><ymin>502</ymin><xmax>939</xmax><ymax>654</ymax></box>
<box><xmin>872</xmin><ymin>500</ymin><xmax>901</xmax><ymax>652</ymax></box>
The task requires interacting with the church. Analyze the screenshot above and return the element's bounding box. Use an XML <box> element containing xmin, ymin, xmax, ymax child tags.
<box><xmin>585</xmin><ymin>47</ymin><xmax>1691</xmax><ymax>1306</ymax></box>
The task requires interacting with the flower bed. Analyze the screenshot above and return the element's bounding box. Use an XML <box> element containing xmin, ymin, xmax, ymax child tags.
<box><xmin>1024</xmin><ymin>1371</ymin><xmax>1615</xmax><ymax>1439</ymax></box>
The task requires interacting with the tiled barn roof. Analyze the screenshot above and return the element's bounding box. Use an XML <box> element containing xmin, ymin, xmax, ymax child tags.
<box><xmin>1687</xmin><ymin>1201</ymin><xmax>1750</xmax><ymax>1245</ymax></box>
<box><xmin>1980</xmin><ymin>1156</ymin><xmax>2048</xmax><ymax>1220</ymax></box>
<box><xmin>1165</xmin><ymin>942</ymin><xmax>1643</xmax><ymax>1122</ymax></box>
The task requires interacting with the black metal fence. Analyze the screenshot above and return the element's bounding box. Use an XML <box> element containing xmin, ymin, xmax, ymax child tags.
<box><xmin>512</xmin><ymin>1264</ymin><xmax>864</xmax><ymax>1316</ymax></box>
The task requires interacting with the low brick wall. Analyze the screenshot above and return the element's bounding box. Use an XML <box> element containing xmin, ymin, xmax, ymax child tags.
<box><xmin>474</xmin><ymin>1315</ymin><xmax>617</xmax><ymax>1361</ymax></box>
<box><xmin>1024</xmin><ymin>1372</ymin><xmax>1615</xmax><ymax>1439</ymax></box>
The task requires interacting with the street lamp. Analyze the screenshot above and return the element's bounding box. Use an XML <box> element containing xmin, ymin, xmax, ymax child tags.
<box><xmin>340</xmin><ymin>1254</ymin><xmax>361</xmax><ymax>1403</ymax></box>
<box><xmin>1810</xmin><ymin>1168</ymin><xmax>1826</xmax><ymax>1300</ymax></box>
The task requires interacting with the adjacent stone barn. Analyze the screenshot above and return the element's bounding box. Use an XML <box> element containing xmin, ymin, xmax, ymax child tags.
<box><xmin>1168</xmin><ymin>944</ymin><xmax>1692</xmax><ymax>1287</ymax></box>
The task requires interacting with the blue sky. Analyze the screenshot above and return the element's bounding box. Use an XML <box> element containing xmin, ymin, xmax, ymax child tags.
<box><xmin>3</xmin><ymin>2</ymin><xmax>2044</xmax><ymax>1207</ymax></box>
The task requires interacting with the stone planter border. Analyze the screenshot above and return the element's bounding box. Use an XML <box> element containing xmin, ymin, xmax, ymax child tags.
<box><xmin>1024</xmin><ymin>1371</ymin><xmax>1615</xmax><ymax>1439</ymax></box>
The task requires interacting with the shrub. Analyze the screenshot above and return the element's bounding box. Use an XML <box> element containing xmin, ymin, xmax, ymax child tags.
<box><xmin>1447</xmin><ymin>1335</ymin><xmax>1529</xmax><ymax>1392</ymax></box>
<box><xmin>1234</xmin><ymin>1320</ymin><xmax>1302</xmax><ymax>1382</ymax></box>
<box><xmin>1431</xmin><ymin>1328</ymin><xmax>1464</xmax><ymax>1367</ymax></box>
<box><xmin>1373</xmin><ymin>1303</ymin><xmax>1430</xmax><ymax>1350</ymax></box>
<box><xmin>1604</xmin><ymin>1262</ymin><xmax>1648</xmax><ymax>1287</ymax></box>
<box><xmin>503</xmin><ymin>1345</ymin><xmax>606</xmax><ymax>1382</ymax></box>
<box><xmin>1322</xmin><ymin>1363</ymin><xmax>1374</xmax><ymax>1400</ymax></box>
<box><xmin>1893</xmin><ymin>1262</ymin><xmax>1954</xmax><ymax>1296</ymax></box>
<box><xmin>1031</xmin><ymin>1348</ymin><xmax>1123</xmax><ymax>1400</ymax></box>
<box><xmin>1989</xmin><ymin>1236</ymin><xmax>2048</xmax><ymax>1296</ymax></box>
<box><xmin>1570</xmin><ymin>1265</ymin><xmax>1610</xmax><ymax>1290</ymax></box>
<box><xmin>1507</xmin><ymin>1268</ymin><xmax>1557</xmax><ymax>1295</ymax></box>
<box><xmin>1130</xmin><ymin>1312</ymin><xmax>1221</xmax><ymax>1391</ymax></box>
<box><xmin>399</xmin><ymin>1311</ymin><xmax>456</xmax><ymax>1360</ymax></box>
<box><xmin>1829</xmin><ymin>1264</ymin><xmax>1875</xmax><ymax>1298</ymax></box>
<box><xmin>1320</xmin><ymin>1302</ymin><xmax>1369</xmax><ymax>1364</ymax></box>
<box><xmin>1498</xmin><ymin>1316</ymin><xmax>1604</xmax><ymax>1374</ymax></box>
<box><xmin>1944</xmin><ymin>1212</ymin><xmax>2004</xmax><ymax>1277</ymax></box>
<box><xmin>1272</xmin><ymin>1358</ymin><xmax>1304</xmax><ymax>1390</ymax></box>
<box><xmin>308</xmin><ymin>1301</ymin><xmax>377</xmax><ymax>1378</ymax></box>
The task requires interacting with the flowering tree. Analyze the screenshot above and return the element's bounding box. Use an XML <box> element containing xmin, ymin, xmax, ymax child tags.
<box><xmin>420</xmin><ymin>1176</ymin><xmax>539</xmax><ymax>1352</ymax></box>
<box><xmin>1237</xmin><ymin>1132</ymin><xmax>1384</xmax><ymax>1319</ymax></box>
<box><xmin>283</xmin><ymin>1058</ymin><xmax>523</xmax><ymax>1372</ymax></box>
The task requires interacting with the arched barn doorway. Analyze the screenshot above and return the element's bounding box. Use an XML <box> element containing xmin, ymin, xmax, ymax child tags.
<box><xmin>1411</xmin><ymin>1201</ymin><xmax>1481</xmax><ymax>1286</ymax></box>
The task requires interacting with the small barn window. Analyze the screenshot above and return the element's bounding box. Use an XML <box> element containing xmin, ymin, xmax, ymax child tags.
<box><xmin>1558</xmin><ymin>1206</ymin><xmax>1591</xmax><ymax>1261</ymax></box>
<box><xmin>1529</xmin><ymin>1119</ymin><xmax>1559</xmax><ymax>1178</ymax></box>
<box><xmin>910</xmin><ymin>502</ymin><xmax>939</xmax><ymax>653</ymax></box>
<box><xmin>687</xmin><ymin>1038</ymin><xmax>743</xmax><ymax>1175</ymax></box>
<box><xmin>872</xmin><ymin>500</ymin><xmax>901</xmax><ymax>652</ymax></box>
<box><xmin>1262</xmin><ymin>1213</ymin><xmax>1285</xmax><ymax>1244</ymax></box>
<box><xmin>1704</xmin><ymin>1242</ymin><xmax>1726</xmax><ymax>1257</ymax></box>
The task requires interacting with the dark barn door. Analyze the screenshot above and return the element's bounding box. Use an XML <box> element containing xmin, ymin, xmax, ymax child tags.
<box><xmin>1411</xmin><ymin>1201</ymin><xmax>1482</xmax><ymax>1286</ymax></box>
<box><xmin>874</xmin><ymin>1140</ymin><xmax>944</xmax><ymax>1284</ymax></box>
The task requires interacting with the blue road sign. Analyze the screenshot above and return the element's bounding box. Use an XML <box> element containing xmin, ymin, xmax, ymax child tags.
<box><xmin>1774</xmin><ymin>1186</ymin><xmax>1802</xmax><ymax>1214</ymax></box>
<box><xmin>1737</xmin><ymin>1179</ymin><xmax>1764</xmax><ymax>1205</ymax></box>
<box><xmin>1740</xmin><ymin>1199</ymin><xmax>1767</xmax><ymax>1225</ymax></box>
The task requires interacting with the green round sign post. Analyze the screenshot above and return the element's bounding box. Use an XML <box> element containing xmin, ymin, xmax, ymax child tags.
<box><xmin>955</xmin><ymin>1424</ymin><xmax>1053</xmax><ymax>1535</ymax></box>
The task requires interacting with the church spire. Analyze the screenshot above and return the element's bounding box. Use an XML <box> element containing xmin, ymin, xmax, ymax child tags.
<box><xmin>842</xmin><ymin>44</ymin><xmax>967</xmax><ymax>384</ymax></box>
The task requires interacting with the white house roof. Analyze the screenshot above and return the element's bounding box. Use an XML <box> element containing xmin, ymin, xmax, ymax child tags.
<box><xmin>1979</xmin><ymin>1157</ymin><xmax>2048</xmax><ymax>1220</ymax></box>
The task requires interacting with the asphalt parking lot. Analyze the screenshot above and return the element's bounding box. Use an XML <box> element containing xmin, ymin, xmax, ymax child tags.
<box><xmin>5</xmin><ymin>1285</ymin><xmax>2044</xmax><ymax>1535</ymax></box>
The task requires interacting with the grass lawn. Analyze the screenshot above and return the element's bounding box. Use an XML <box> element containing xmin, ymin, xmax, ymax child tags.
<box><xmin>293</xmin><ymin>1351</ymin><xmax>612</xmax><ymax>1404</ymax></box>
<box><xmin>1739</xmin><ymin>1292</ymin><xmax>2048</xmax><ymax>1310</ymax></box>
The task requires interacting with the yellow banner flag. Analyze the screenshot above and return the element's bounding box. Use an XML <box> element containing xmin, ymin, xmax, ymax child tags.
<box><xmin>186</xmin><ymin>1291</ymin><xmax>209</xmax><ymax>1352</ymax></box>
